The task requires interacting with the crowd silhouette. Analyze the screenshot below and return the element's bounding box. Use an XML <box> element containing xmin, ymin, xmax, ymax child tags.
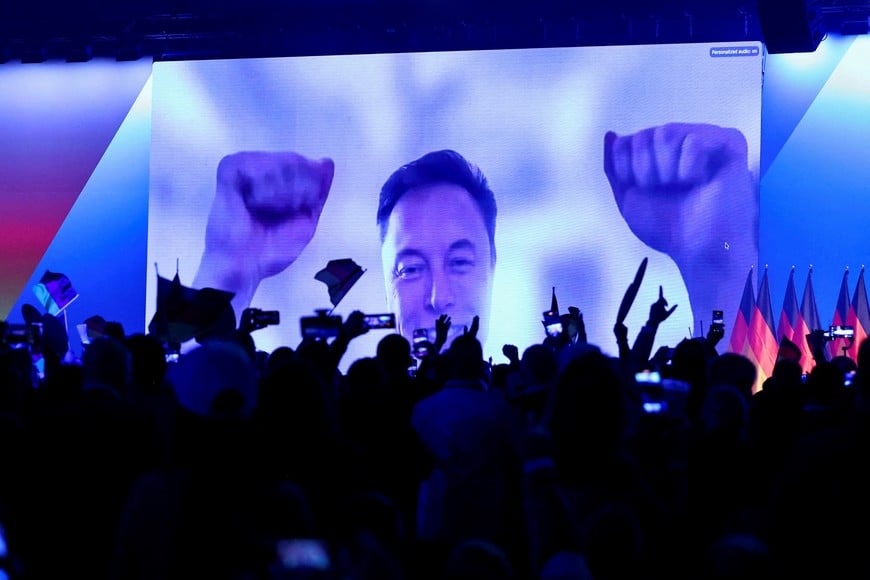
<box><xmin>0</xmin><ymin>285</ymin><xmax>868</xmax><ymax>580</ymax></box>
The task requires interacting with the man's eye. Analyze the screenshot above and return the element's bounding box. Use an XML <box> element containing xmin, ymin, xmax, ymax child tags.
<box><xmin>448</xmin><ymin>257</ymin><xmax>474</xmax><ymax>274</ymax></box>
<box><xmin>395</xmin><ymin>263</ymin><xmax>427</xmax><ymax>280</ymax></box>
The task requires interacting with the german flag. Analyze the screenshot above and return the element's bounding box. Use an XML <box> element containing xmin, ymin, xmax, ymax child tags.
<box><xmin>796</xmin><ymin>266</ymin><xmax>821</xmax><ymax>374</ymax></box>
<box><xmin>846</xmin><ymin>266</ymin><xmax>869</xmax><ymax>363</ymax></box>
<box><xmin>827</xmin><ymin>268</ymin><xmax>851</xmax><ymax>360</ymax></box>
<box><xmin>729</xmin><ymin>267</ymin><xmax>755</xmax><ymax>359</ymax></box>
<box><xmin>777</xmin><ymin>267</ymin><xmax>801</xmax><ymax>350</ymax></box>
<box><xmin>748</xmin><ymin>266</ymin><xmax>777</xmax><ymax>392</ymax></box>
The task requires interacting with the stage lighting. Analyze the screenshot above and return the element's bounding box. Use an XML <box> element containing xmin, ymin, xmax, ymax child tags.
<box><xmin>65</xmin><ymin>45</ymin><xmax>93</xmax><ymax>63</ymax></box>
<box><xmin>116</xmin><ymin>41</ymin><xmax>142</xmax><ymax>62</ymax></box>
<box><xmin>758</xmin><ymin>0</ymin><xmax>825</xmax><ymax>54</ymax></box>
<box><xmin>21</xmin><ymin>47</ymin><xmax>47</xmax><ymax>64</ymax></box>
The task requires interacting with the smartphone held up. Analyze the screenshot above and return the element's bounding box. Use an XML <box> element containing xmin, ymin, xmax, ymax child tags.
<box><xmin>542</xmin><ymin>310</ymin><xmax>562</xmax><ymax>338</ymax></box>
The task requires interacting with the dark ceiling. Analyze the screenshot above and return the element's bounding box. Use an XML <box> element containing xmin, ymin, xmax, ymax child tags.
<box><xmin>1</xmin><ymin>0</ymin><xmax>868</xmax><ymax>62</ymax></box>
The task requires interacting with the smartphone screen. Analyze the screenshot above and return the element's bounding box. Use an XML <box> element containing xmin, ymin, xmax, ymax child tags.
<box><xmin>76</xmin><ymin>323</ymin><xmax>91</xmax><ymax>346</ymax></box>
<box><xmin>545</xmin><ymin>322</ymin><xmax>563</xmax><ymax>338</ymax></box>
<box><xmin>542</xmin><ymin>310</ymin><xmax>562</xmax><ymax>337</ymax></box>
<box><xmin>364</xmin><ymin>313</ymin><xmax>396</xmax><ymax>329</ymax></box>
<box><xmin>831</xmin><ymin>325</ymin><xmax>855</xmax><ymax>339</ymax></box>
<box><xmin>412</xmin><ymin>328</ymin><xmax>429</xmax><ymax>358</ymax></box>
<box><xmin>635</xmin><ymin>370</ymin><xmax>661</xmax><ymax>384</ymax></box>
<box><xmin>276</xmin><ymin>539</ymin><xmax>330</xmax><ymax>571</ymax></box>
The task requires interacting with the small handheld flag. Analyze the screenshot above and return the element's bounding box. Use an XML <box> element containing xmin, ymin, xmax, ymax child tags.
<box><xmin>32</xmin><ymin>270</ymin><xmax>79</xmax><ymax>316</ymax></box>
<box><xmin>616</xmin><ymin>257</ymin><xmax>648</xmax><ymax>325</ymax></box>
<box><xmin>550</xmin><ymin>286</ymin><xmax>559</xmax><ymax>317</ymax></box>
<box><xmin>148</xmin><ymin>271</ymin><xmax>236</xmax><ymax>344</ymax></box>
<box><xmin>315</xmin><ymin>258</ymin><xmax>366</xmax><ymax>308</ymax></box>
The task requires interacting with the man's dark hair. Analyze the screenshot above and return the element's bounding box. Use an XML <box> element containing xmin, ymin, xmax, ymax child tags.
<box><xmin>377</xmin><ymin>149</ymin><xmax>497</xmax><ymax>264</ymax></box>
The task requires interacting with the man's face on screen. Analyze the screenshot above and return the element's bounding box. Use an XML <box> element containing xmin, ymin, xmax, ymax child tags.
<box><xmin>381</xmin><ymin>182</ymin><xmax>494</xmax><ymax>346</ymax></box>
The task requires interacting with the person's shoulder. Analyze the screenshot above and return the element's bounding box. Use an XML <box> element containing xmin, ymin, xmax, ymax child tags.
<box><xmin>411</xmin><ymin>380</ymin><xmax>480</xmax><ymax>415</ymax></box>
<box><xmin>410</xmin><ymin>387</ymin><xmax>441</xmax><ymax>418</ymax></box>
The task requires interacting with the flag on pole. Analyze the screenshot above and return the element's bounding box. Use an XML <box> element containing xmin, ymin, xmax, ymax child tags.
<box><xmin>777</xmin><ymin>266</ymin><xmax>801</xmax><ymax>347</ymax></box>
<box><xmin>615</xmin><ymin>257</ymin><xmax>647</xmax><ymax>325</ymax></box>
<box><xmin>550</xmin><ymin>286</ymin><xmax>559</xmax><ymax>316</ymax></box>
<box><xmin>846</xmin><ymin>266</ymin><xmax>869</xmax><ymax>363</ymax></box>
<box><xmin>777</xmin><ymin>266</ymin><xmax>808</xmax><ymax>370</ymax></box>
<box><xmin>798</xmin><ymin>266</ymin><xmax>822</xmax><ymax>374</ymax></box>
<box><xmin>314</xmin><ymin>258</ymin><xmax>365</xmax><ymax>308</ymax></box>
<box><xmin>800</xmin><ymin>266</ymin><xmax>822</xmax><ymax>332</ymax></box>
<box><xmin>748</xmin><ymin>266</ymin><xmax>777</xmax><ymax>392</ymax></box>
<box><xmin>148</xmin><ymin>272</ymin><xmax>236</xmax><ymax>345</ymax></box>
<box><xmin>827</xmin><ymin>268</ymin><xmax>851</xmax><ymax>360</ymax></box>
<box><xmin>32</xmin><ymin>270</ymin><xmax>79</xmax><ymax>316</ymax></box>
<box><xmin>729</xmin><ymin>267</ymin><xmax>755</xmax><ymax>358</ymax></box>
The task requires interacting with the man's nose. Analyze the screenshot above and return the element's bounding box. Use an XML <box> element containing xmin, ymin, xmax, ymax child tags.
<box><xmin>429</xmin><ymin>269</ymin><xmax>456</xmax><ymax>313</ymax></box>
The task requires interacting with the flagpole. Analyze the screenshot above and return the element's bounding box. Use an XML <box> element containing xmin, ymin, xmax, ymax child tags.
<box><xmin>842</xmin><ymin>263</ymin><xmax>852</xmax><ymax>358</ymax></box>
<box><xmin>62</xmin><ymin>308</ymin><xmax>71</xmax><ymax>355</ymax></box>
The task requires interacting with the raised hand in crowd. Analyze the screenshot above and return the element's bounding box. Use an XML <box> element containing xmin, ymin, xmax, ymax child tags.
<box><xmin>502</xmin><ymin>343</ymin><xmax>520</xmax><ymax>367</ymax></box>
<box><xmin>321</xmin><ymin>310</ymin><xmax>370</xmax><ymax>372</ymax></box>
<box><xmin>705</xmin><ymin>317</ymin><xmax>725</xmax><ymax>349</ymax></box>
<box><xmin>433</xmin><ymin>313</ymin><xmax>452</xmax><ymax>355</ymax></box>
<box><xmin>631</xmin><ymin>285</ymin><xmax>678</xmax><ymax>370</ymax></box>
<box><xmin>647</xmin><ymin>285</ymin><xmax>678</xmax><ymax>329</ymax></box>
<box><xmin>614</xmin><ymin>321</ymin><xmax>631</xmax><ymax>365</ymax></box>
<box><xmin>463</xmin><ymin>314</ymin><xmax>480</xmax><ymax>339</ymax></box>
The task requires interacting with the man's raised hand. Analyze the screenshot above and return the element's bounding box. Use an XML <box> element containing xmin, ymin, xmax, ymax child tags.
<box><xmin>604</xmin><ymin>123</ymin><xmax>756</xmax><ymax>337</ymax></box>
<box><xmin>194</xmin><ymin>151</ymin><xmax>334</xmax><ymax>316</ymax></box>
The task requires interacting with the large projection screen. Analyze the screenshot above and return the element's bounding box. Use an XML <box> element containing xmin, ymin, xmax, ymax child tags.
<box><xmin>148</xmin><ymin>42</ymin><xmax>762</xmax><ymax>366</ymax></box>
